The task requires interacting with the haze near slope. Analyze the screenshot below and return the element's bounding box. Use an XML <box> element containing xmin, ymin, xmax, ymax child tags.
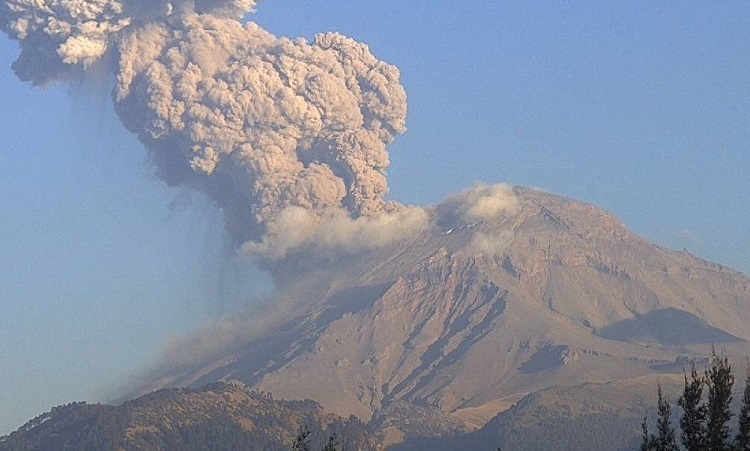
<box><xmin>2</xmin><ymin>2</ymin><xmax>748</xmax><ymax>444</ymax></box>
<box><xmin>142</xmin><ymin>185</ymin><xmax>750</xmax><ymax>442</ymax></box>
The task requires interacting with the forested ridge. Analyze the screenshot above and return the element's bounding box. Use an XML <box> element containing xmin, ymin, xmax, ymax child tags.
<box><xmin>0</xmin><ymin>382</ymin><xmax>377</xmax><ymax>451</ymax></box>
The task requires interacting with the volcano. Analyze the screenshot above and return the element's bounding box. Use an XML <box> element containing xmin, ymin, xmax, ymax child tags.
<box><xmin>136</xmin><ymin>186</ymin><xmax>750</xmax><ymax>446</ymax></box>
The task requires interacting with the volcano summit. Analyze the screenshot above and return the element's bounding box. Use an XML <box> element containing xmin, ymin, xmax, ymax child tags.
<box><xmin>1</xmin><ymin>1</ymin><xmax>749</xmax><ymax>448</ymax></box>
<box><xmin>136</xmin><ymin>185</ymin><xmax>750</xmax><ymax>446</ymax></box>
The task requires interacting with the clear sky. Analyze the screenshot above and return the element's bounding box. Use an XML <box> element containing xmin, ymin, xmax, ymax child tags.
<box><xmin>1</xmin><ymin>0</ymin><xmax>749</xmax><ymax>434</ymax></box>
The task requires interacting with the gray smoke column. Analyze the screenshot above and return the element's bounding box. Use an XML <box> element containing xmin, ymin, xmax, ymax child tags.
<box><xmin>1</xmin><ymin>1</ymin><xmax>259</xmax><ymax>84</ymax></box>
<box><xmin>1</xmin><ymin>0</ymin><xmax>409</xmax><ymax>248</ymax></box>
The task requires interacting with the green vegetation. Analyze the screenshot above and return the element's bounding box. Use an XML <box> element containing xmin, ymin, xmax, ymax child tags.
<box><xmin>642</xmin><ymin>350</ymin><xmax>750</xmax><ymax>451</ymax></box>
<box><xmin>292</xmin><ymin>426</ymin><xmax>342</xmax><ymax>451</ymax></box>
<box><xmin>678</xmin><ymin>364</ymin><xmax>706</xmax><ymax>451</ymax></box>
<box><xmin>0</xmin><ymin>382</ymin><xmax>376</xmax><ymax>451</ymax></box>
<box><xmin>737</xmin><ymin>366</ymin><xmax>750</xmax><ymax>450</ymax></box>
<box><xmin>641</xmin><ymin>385</ymin><xmax>678</xmax><ymax>450</ymax></box>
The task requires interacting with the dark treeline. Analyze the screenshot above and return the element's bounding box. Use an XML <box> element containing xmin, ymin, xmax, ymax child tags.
<box><xmin>0</xmin><ymin>383</ymin><xmax>377</xmax><ymax>451</ymax></box>
<box><xmin>641</xmin><ymin>349</ymin><xmax>750</xmax><ymax>451</ymax></box>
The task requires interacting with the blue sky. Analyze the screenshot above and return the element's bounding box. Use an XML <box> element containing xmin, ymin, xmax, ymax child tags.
<box><xmin>1</xmin><ymin>1</ymin><xmax>749</xmax><ymax>434</ymax></box>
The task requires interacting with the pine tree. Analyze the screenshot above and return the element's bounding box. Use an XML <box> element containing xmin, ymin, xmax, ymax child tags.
<box><xmin>678</xmin><ymin>362</ymin><xmax>707</xmax><ymax>451</ymax></box>
<box><xmin>736</xmin><ymin>363</ymin><xmax>750</xmax><ymax>451</ymax></box>
<box><xmin>292</xmin><ymin>426</ymin><xmax>311</xmax><ymax>451</ymax></box>
<box><xmin>656</xmin><ymin>385</ymin><xmax>679</xmax><ymax>451</ymax></box>
<box><xmin>321</xmin><ymin>432</ymin><xmax>340</xmax><ymax>451</ymax></box>
<box><xmin>641</xmin><ymin>387</ymin><xmax>679</xmax><ymax>451</ymax></box>
<box><xmin>706</xmin><ymin>349</ymin><xmax>734</xmax><ymax>451</ymax></box>
<box><xmin>641</xmin><ymin>413</ymin><xmax>657</xmax><ymax>451</ymax></box>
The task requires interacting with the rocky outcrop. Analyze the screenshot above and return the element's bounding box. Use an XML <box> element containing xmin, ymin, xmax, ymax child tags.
<box><xmin>137</xmin><ymin>187</ymin><xmax>750</xmax><ymax>445</ymax></box>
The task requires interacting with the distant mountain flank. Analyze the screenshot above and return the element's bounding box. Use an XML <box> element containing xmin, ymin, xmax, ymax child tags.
<box><xmin>8</xmin><ymin>187</ymin><xmax>748</xmax><ymax>450</ymax></box>
<box><xmin>132</xmin><ymin>186</ymin><xmax>750</xmax><ymax>447</ymax></box>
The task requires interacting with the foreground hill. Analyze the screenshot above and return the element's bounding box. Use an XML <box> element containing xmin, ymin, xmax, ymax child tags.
<box><xmin>133</xmin><ymin>186</ymin><xmax>750</xmax><ymax>446</ymax></box>
<box><xmin>7</xmin><ymin>375</ymin><xmax>749</xmax><ymax>450</ymax></box>
<box><xmin>0</xmin><ymin>382</ymin><xmax>377</xmax><ymax>451</ymax></box>
<box><xmin>391</xmin><ymin>374</ymin><xmax>684</xmax><ymax>451</ymax></box>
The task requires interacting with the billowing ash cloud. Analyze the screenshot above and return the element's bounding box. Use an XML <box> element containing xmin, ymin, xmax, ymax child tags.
<box><xmin>114</xmin><ymin>16</ymin><xmax>408</xmax><ymax>245</ymax></box>
<box><xmin>4</xmin><ymin>0</ymin><xmax>528</xmax><ymax>398</ymax></box>
<box><xmin>243</xmin><ymin>205</ymin><xmax>428</xmax><ymax>262</ymax></box>
<box><xmin>438</xmin><ymin>183</ymin><xmax>519</xmax><ymax>226</ymax></box>
<box><xmin>1</xmin><ymin>0</ymin><xmax>408</xmax><ymax>250</ymax></box>
<box><xmin>1</xmin><ymin>0</ymin><xmax>258</xmax><ymax>84</ymax></box>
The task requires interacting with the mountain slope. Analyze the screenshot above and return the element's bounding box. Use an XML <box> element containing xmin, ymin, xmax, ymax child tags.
<box><xmin>138</xmin><ymin>186</ymin><xmax>750</xmax><ymax>444</ymax></box>
<box><xmin>390</xmin><ymin>374</ymin><xmax>684</xmax><ymax>451</ymax></box>
<box><xmin>0</xmin><ymin>381</ymin><xmax>377</xmax><ymax>451</ymax></box>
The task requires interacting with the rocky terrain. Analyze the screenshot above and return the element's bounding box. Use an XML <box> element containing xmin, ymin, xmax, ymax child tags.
<box><xmin>0</xmin><ymin>381</ymin><xmax>377</xmax><ymax>451</ymax></box>
<box><xmin>6</xmin><ymin>187</ymin><xmax>748</xmax><ymax>449</ymax></box>
<box><xmin>131</xmin><ymin>186</ymin><xmax>750</xmax><ymax>447</ymax></box>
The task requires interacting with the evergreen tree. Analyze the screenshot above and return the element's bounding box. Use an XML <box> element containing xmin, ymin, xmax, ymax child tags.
<box><xmin>736</xmin><ymin>363</ymin><xmax>750</xmax><ymax>451</ymax></box>
<box><xmin>292</xmin><ymin>426</ymin><xmax>311</xmax><ymax>451</ymax></box>
<box><xmin>656</xmin><ymin>385</ymin><xmax>679</xmax><ymax>451</ymax></box>
<box><xmin>321</xmin><ymin>432</ymin><xmax>340</xmax><ymax>451</ymax></box>
<box><xmin>641</xmin><ymin>413</ymin><xmax>657</xmax><ymax>451</ymax></box>
<box><xmin>678</xmin><ymin>362</ymin><xmax>707</xmax><ymax>451</ymax></box>
<box><xmin>706</xmin><ymin>349</ymin><xmax>735</xmax><ymax>451</ymax></box>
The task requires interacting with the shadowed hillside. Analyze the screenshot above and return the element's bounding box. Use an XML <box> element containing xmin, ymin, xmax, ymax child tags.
<box><xmin>0</xmin><ymin>382</ymin><xmax>377</xmax><ymax>451</ymax></box>
<box><xmin>137</xmin><ymin>187</ymin><xmax>750</xmax><ymax>445</ymax></box>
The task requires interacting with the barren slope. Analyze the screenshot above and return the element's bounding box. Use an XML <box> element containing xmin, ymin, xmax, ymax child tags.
<box><xmin>141</xmin><ymin>187</ymin><xmax>750</xmax><ymax>443</ymax></box>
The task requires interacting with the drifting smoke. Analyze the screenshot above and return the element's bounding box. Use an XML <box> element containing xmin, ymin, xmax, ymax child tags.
<box><xmin>438</xmin><ymin>183</ymin><xmax>519</xmax><ymax>226</ymax></box>
<box><xmin>2</xmin><ymin>0</ymin><xmax>523</xmax><ymax>385</ymax></box>
<box><xmin>242</xmin><ymin>205</ymin><xmax>428</xmax><ymax>262</ymax></box>
<box><xmin>1</xmin><ymin>0</ymin><xmax>410</xmax><ymax>256</ymax></box>
<box><xmin>435</xmin><ymin>184</ymin><xmax>520</xmax><ymax>257</ymax></box>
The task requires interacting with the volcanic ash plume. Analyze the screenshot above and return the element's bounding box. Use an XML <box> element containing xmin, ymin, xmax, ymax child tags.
<box><xmin>1</xmin><ymin>0</ymin><xmax>259</xmax><ymax>84</ymax></box>
<box><xmin>1</xmin><ymin>0</ymin><xmax>410</xmax><ymax>252</ymax></box>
